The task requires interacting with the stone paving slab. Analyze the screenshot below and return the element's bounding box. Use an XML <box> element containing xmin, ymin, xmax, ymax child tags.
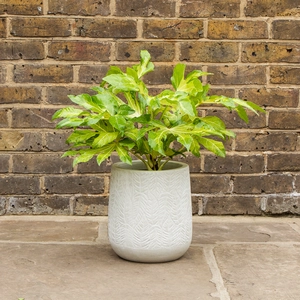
<box><xmin>214</xmin><ymin>244</ymin><xmax>300</xmax><ymax>300</ymax></box>
<box><xmin>0</xmin><ymin>243</ymin><xmax>216</xmax><ymax>300</ymax></box>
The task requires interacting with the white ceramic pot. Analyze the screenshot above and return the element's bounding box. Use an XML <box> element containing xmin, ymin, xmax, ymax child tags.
<box><xmin>108</xmin><ymin>160</ymin><xmax>192</xmax><ymax>263</ymax></box>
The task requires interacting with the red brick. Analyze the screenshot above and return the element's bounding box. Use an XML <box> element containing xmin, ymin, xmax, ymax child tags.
<box><xmin>235</xmin><ymin>132</ymin><xmax>298</xmax><ymax>151</ymax></box>
<box><xmin>204</xmin><ymin>154</ymin><xmax>265</xmax><ymax>174</ymax></box>
<box><xmin>0</xmin><ymin>0</ymin><xmax>43</xmax><ymax>15</ymax></box>
<box><xmin>206</xmin><ymin>108</ymin><xmax>266</xmax><ymax>129</ymax></box>
<box><xmin>115</xmin><ymin>0</ymin><xmax>176</xmax><ymax>17</ymax></box>
<box><xmin>75</xmin><ymin>19</ymin><xmax>137</xmax><ymax>38</ymax></box>
<box><xmin>239</xmin><ymin>88</ymin><xmax>299</xmax><ymax>108</ymax></box>
<box><xmin>12</xmin><ymin>154</ymin><xmax>72</xmax><ymax>174</ymax></box>
<box><xmin>48</xmin><ymin>0</ymin><xmax>110</xmax><ymax>16</ymax></box>
<box><xmin>14</xmin><ymin>64</ymin><xmax>73</xmax><ymax>83</ymax></box>
<box><xmin>116</xmin><ymin>42</ymin><xmax>175</xmax><ymax>61</ymax></box>
<box><xmin>11</xmin><ymin>108</ymin><xmax>57</xmax><ymax>128</ymax></box>
<box><xmin>269</xmin><ymin>111</ymin><xmax>300</xmax><ymax>129</ymax></box>
<box><xmin>78</xmin><ymin>65</ymin><xmax>110</xmax><ymax>84</ymax></box>
<box><xmin>180</xmin><ymin>0</ymin><xmax>240</xmax><ymax>18</ymax></box>
<box><xmin>0</xmin><ymin>176</ymin><xmax>41</xmax><ymax>195</ymax></box>
<box><xmin>48</xmin><ymin>41</ymin><xmax>110</xmax><ymax>61</ymax></box>
<box><xmin>73</xmin><ymin>196</ymin><xmax>108</xmax><ymax>216</ymax></box>
<box><xmin>44</xmin><ymin>175</ymin><xmax>105</xmax><ymax>194</ymax></box>
<box><xmin>273</xmin><ymin>20</ymin><xmax>300</xmax><ymax>40</ymax></box>
<box><xmin>244</xmin><ymin>0</ymin><xmax>300</xmax><ymax>17</ymax></box>
<box><xmin>0</xmin><ymin>131</ymin><xmax>42</xmax><ymax>151</ymax></box>
<box><xmin>143</xmin><ymin>19</ymin><xmax>204</xmax><ymax>39</ymax></box>
<box><xmin>242</xmin><ymin>43</ymin><xmax>300</xmax><ymax>63</ymax></box>
<box><xmin>0</xmin><ymin>41</ymin><xmax>44</xmax><ymax>60</ymax></box>
<box><xmin>204</xmin><ymin>196</ymin><xmax>262</xmax><ymax>215</ymax></box>
<box><xmin>0</xmin><ymin>155</ymin><xmax>9</xmax><ymax>173</ymax></box>
<box><xmin>0</xmin><ymin>86</ymin><xmax>42</xmax><ymax>104</ymax></box>
<box><xmin>233</xmin><ymin>174</ymin><xmax>293</xmax><ymax>194</ymax></box>
<box><xmin>207</xmin><ymin>65</ymin><xmax>266</xmax><ymax>85</ymax></box>
<box><xmin>208</xmin><ymin>21</ymin><xmax>267</xmax><ymax>39</ymax></box>
<box><xmin>11</xmin><ymin>18</ymin><xmax>71</xmax><ymax>37</ymax></box>
<box><xmin>0</xmin><ymin>18</ymin><xmax>6</xmax><ymax>37</ymax></box>
<box><xmin>180</xmin><ymin>42</ymin><xmax>239</xmax><ymax>63</ymax></box>
<box><xmin>0</xmin><ymin>109</ymin><xmax>9</xmax><ymax>128</ymax></box>
<box><xmin>270</xmin><ymin>67</ymin><xmax>300</xmax><ymax>84</ymax></box>
<box><xmin>191</xmin><ymin>175</ymin><xmax>231</xmax><ymax>194</ymax></box>
<box><xmin>46</xmin><ymin>86</ymin><xmax>93</xmax><ymax>105</ymax></box>
<box><xmin>268</xmin><ymin>154</ymin><xmax>300</xmax><ymax>171</ymax></box>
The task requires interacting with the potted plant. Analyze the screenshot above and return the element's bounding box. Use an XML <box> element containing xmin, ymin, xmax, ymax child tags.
<box><xmin>52</xmin><ymin>50</ymin><xmax>264</xmax><ymax>262</ymax></box>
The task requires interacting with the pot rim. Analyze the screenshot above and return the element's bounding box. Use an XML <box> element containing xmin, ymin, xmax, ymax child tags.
<box><xmin>112</xmin><ymin>160</ymin><xmax>189</xmax><ymax>172</ymax></box>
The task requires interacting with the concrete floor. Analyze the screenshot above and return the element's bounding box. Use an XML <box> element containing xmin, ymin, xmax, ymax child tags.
<box><xmin>1</xmin><ymin>215</ymin><xmax>300</xmax><ymax>300</ymax></box>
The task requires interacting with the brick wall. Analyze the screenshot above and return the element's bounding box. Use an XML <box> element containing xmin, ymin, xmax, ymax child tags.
<box><xmin>0</xmin><ymin>0</ymin><xmax>300</xmax><ymax>216</ymax></box>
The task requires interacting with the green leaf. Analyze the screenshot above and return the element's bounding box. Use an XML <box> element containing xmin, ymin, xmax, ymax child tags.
<box><xmin>68</xmin><ymin>94</ymin><xmax>103</xmax><ymax>113</ymax></box>
<box><xmin>92</xmin><ymin>132</ymin><xmax>119</xmax><ymax>148</ymax></box>
<box><xmin>179</xmin><ymin>98</ymin><xmax>196</xmax><ymax>116</ymax></box>
<box><xmin>116</xmin><ymin>145</ymin><xmax>132</xmax><ymax>164</ymax></box>
<box><xmin>117</xmin><ymin>104</ymin><xmax>135</xmax><ymax>116</ymax></box>
<box><xmin>56</xmin><ymin>118</ymin><xmax>85</xmax><ymax>129</ymax></box>
<box><xmin>133</xmin><ymin>50</ymin><xmax>155</xmax><ymax>78</ymax></box>
<box><xmin>52</xmin><ymin>107</ymin><xmax>83</xmax><ymax>120</ymax></box>
<box><xmin>96</xmin><ymin>143</ymin><xmax>116</xmax><ymax>165</ymax></box>
<box><xmin>73</xmin><ymin>149</ymin><xmax>99</xmax><ymax>166</ymax></box>
<box><xmin>103</xmin><ymin>74</ymin><xmax>139</xmax><ymax>92</ymax></box>
<box><xmin>197</xmin><ymin>137</ymin><xmax>226</xmax><ymax>157</ymax></box>
<box><xmin>67</xmin><ymin>130</ymin><xmax>98</xmax><ymax>145</ymax></box>
<box><xmin>235</xmin><ymin>105</ymin><xmax>249</xmax><ymax>123</ymax></box>
<box><xmin>171</xmin><ymin>63</ymin><xmax>186</xmax><ymax>89</ymax></box>
<box><xmin>186</xmin><ymin>70</ymin><xmax>211</xmax><ymax>81</ymax></box>
<box><xmin>177</xmin><ymin>134</ymin><xmax>193</xmax><ymax>151</ymax></box>
<box><xmin>109</xmin><ymin>115</ymin><xmax>127</xmax><ymax>131</ymax></box>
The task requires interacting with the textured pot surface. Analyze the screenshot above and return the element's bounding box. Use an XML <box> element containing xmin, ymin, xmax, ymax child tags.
<box><xmin>108</xmin><ymin>161</ymin><xmax>192</xmax><ymax>263</ymax></box>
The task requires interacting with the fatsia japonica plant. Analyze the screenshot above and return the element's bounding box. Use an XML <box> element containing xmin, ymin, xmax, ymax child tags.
<box><xmin>52</xmin><ymin>50</ymin><xmax>264</xmax><ymax>171</ymax></box>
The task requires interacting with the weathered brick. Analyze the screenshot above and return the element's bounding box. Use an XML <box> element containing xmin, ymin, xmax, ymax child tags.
<box><xmin>204</xmin><ymin>154</ymin><xmax>265</xmax><ymax>174</ymax></box>
<box><xmin>75</xmin><ymin>19</ymin><xmax>137</xmax><ymax>38</ymax></box>
<box><xmin>12</xmin><ymin>154</ymin><xmax>72</xmax><ymax>174</ymax></box>
<box><xmin>180</xmin><ymin>42</ymin><xmax>239</xmax><ymax>63</ymax></box>
<box><xmin>233</xmin><ymin>174</ymin><xmax>293</xmax><ymax>194</ymax></box>
<box><xmin>77</xmin><ymin>154</ymin><xmax>120</xmax><ymax>173</ymax></box>
<box><xmin>14</xmin><ymin>64</ymin><xmax>73</xmax><ymax>83</ymax></box>
<box><xmin>261</xmin><ymin>196</ymin><xmax>300</xmax><ymax>215</ymax></box>
<box><xmin>242</xmin><ymin>43</ymin><xmax>300</xmax><ymax>63</ymax></box>
<box><xmin>206</xmin><ymin>108</ymin><xmax>266</xmax><ymax>129</ymax></box>
<box><xmin>180</xmin><ymin>0</ymin><xmax>240</xmax><ymax>18</ymax></box>
<box><xmin>0</xmin><ymin>176</ymin><xmax>40</xmax><ymax>195</ymax></box>
<box><xmin>44</xmin><ymin>175</ymin><xmax>105</xmax><ymax>194</ymax></box>
<box><xmin>0</xmin><ymin>65</ymin><xmax>6</xmax><ymax>83</ymax></box>
<box><xmin>208</xmin><ymin>88</ymin><xmax>235</xmax><ymax>98</ymax></box>
<box><xmin>0</xmin><ymin>197</ymin><xmax>5</xmax><ymax>215</ymax></box>
<box><xmin>0</xmin><ymin>109</ymin><xmax>9</xmax><ymax>128</ymax></box>
<box><xmin>73</xmin><ymin>196</ymin><xmax>108</xmax><ymax>216</ymax></box>
<box><xmin>270</xmin><ymin>67</ymin><xmax>300</xmax><ymax>84</ymax></box>
<box><xmin>48</xmin><ymin>41</ymin><xmax>110</xmax><ymax>61</ymax></box>
<box><xmin>115</xmin><ymin>0</ymin><xmax>176</xmax><ymax>17</ymax></box>
<box><xmin>78</xmin><ymin>65</ymin><xmax>110</xmax><ymax>84</ymax></box>
<box><xmin>10</xmin><ymin>18</ymin><xmax>71</xmax><ymax>37</ymax></box>
<box><xmin>0</xmin><ymin>86</ymin><xmax>42</xmax><ymax>104</ymax></box>
<box><xmin>269</xmin><ymin>111</ymin><xmax>300</xmax><ymax>129</ymax></box>
<box><xmin>207</xmin><ymin>65</ymin><xmax>266</xmax><ymax>85</ymax></box>
<box><xmin>245</xmin><ymin>0</ymin><xmax>300</xmax><ymax>17</ymax></box>
<box><xmin>48</xmin><ymin>0</ymin><xmax>110</xmax><ymax>16</ymax></box>
<box><xmin>268</xmin><ymin>154</ymin><xmax>300</xmax><ymax>171</ymax></box>
<box><xmin>0</xmin><ymin>18</ymin><xmax>6</xmax><ymax>37</ymax></box>
<box><xmin>273</xmin><ymin>20</ymin><xmax>300</xmax><ymax>40</ymax></box>
<box><xmin>47</xmin><ymin>86</ymin><xmax>93</xmax><ymax>105</ymax></box>
<box><xmin>235</xmin><ymin>132</ymin><xmax>298</xmax><ymax>151</ymax></box>
<box><xmin>0</xmin><ymin>0</ymin><xmax>43</xmax><ymax>15</ymax></box>
<box><xmin>208</xmin><ymin>21</ymin><xmax>267</xmax><ymax>39</ymax></box>
<box><xmin>203</xmin><ymin>196</ymin><xmax>262</xmax><ymax>215</ymax></box>
<box><xmin>191</xmin><ymin>175</ymin><xmax>231</xmax><ymax>194</ymax></box>
<box><xmin>116</xmin><ymin>42</ymin><xmax>175</xmax><ymax>61</ymax></box>
<box><xmin>0</xmin><ymin>41</ymin><xmax>44</xmax><ymax>60</ymax></box>
<box><xmin>143</xmin><ymin>20</ymin><xmax>204</xmax><ymax>39</ymax></box>
<box><xmin>11</xmin><ymin>108</ymin><xmax>57</xmax><ymax>128</ymax></box>
<box><xmin>239</xmin><ymin>88</ymin><xmax>299</xmax><ymax>108</ymax></box>
<box><xmin>144</xmin><ymin>65</ymin><xmax>174</xmax><ymax>85</ymax></box>
<box><xmin>192</xmin><ymin>196</ymin><xmax>200</xmax><ymax>215</ymax></box>
<box><xmin>0</xmin><ymin>155</ymin><xmax>9</xmax><ymax>173</ymax></box>
<box><xmin>6</xmin><ymin>196</ymin><xmax>70</xmax><ymax>215</ymax></box>
<box><xmin>44</xmin><ymin>131</ymin><xmax>70</xmax><ymax>152</ymax></box>
<box><xmin>295</xmin><ymin>175</ymin><xmax>300</xmax><ymax>192</ymax></box>
<box><xmin>174</xmin><ymin>154</ymin><xmax>201</xmax><ymax>173</ymax></box>
<box><xmin>0</xmin><ymin>131</ymin><xmax>42</xmax><ymax>151</ymax></box>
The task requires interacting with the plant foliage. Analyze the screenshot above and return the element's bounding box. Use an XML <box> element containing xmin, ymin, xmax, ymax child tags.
<box><xmin>52</xmin><ymin>50</ymin><xmax>264</xmax><ymax>170</ymax></box>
